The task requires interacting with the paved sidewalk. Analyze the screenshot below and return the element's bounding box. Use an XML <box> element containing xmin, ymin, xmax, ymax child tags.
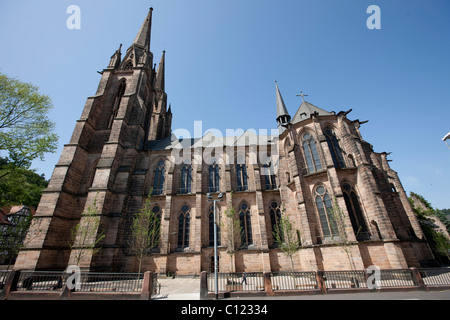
<box><xmin>152</xmin><ymin>277</ymin><xmax>200</xmax><ymax>300</ymax></box>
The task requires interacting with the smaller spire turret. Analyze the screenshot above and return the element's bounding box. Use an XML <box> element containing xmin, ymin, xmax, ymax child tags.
<box><xmin>275</xmin><ymin>81</ymin><xmax>291</xmax><ymax>133</ymax></box>
<box><xmin>108</xmin><ymin>43</ymin><xmax>122</xmax><ymax>69</ymax></box>
<box><xmin>155</xmin><ymin>50</ymin><xmax>165</xmax><ymax>91</ymax></box>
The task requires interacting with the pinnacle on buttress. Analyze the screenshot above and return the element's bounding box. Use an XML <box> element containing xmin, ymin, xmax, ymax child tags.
<box><xmin>155</xmin><ymin>50</ymin><xmax>165</xmax><ymax>92</ymax></box>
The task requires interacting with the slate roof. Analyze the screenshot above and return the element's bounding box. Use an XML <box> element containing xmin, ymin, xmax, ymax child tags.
<box><xmin>145</xmin><ymin>131</ymin><xmax>278</xmax><ymax>151</ymax></box>
<box><xmin>291</xmin><ymin>100</ymin><xmax>334</xmax><ymax>124</ymax></box>
<box><xmin>275</xmin><ymin>82</ymin><xmax>290</xmax><ymax>120</ymax></box>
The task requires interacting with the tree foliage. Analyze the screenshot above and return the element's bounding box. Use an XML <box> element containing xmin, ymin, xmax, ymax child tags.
<box><xmin>409</xmin><ymin>192</ymin><xmax>450</xmax><ymax>264</ymax></box>
<box><xmin>0</xmin><ymin>72</ymin><xmax>58</xmax><ymax>171</ymax></box>
<box><xmin>272</xmin><ymin>204</ymin><xmax>302</xmax><ymax>271</ymax></box>
<box><xmin>328</xmin><ymin>197</ymin><xmax>360</xmax><ymax>271</ymax></box>
<box><xmin>0</xmin><ymin>157</ymin><xmax>48</xmax><ymax>207</ymax></box>
<box><xmin>0</xmin><ymin>208</ymin><xmax>33</xmax><ymax>268</ymax></box>
<box><xmin>222</xmin><ymin>192</ymin><xmax>242</xmax><ymax>272</ymax></box>
<box><xmin>128</xmin><ymin>191</ymin><xmax>160</xmax><ymax>274</ymax></box>
<box><xmin>69</xmin><ymin>194</ymin><xmax>105</xmax><ymax>267</ymax></box>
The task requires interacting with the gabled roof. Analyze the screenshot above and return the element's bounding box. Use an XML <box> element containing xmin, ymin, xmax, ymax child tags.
<box><xmin>291</xmin><ymin>100</ymin><xmax>333</xmax><ymax>124</ymax></box>
<box><xmin>145</xmin><ymin>131</ymin><xmax>277</xmax><ymax>151</ymax></box>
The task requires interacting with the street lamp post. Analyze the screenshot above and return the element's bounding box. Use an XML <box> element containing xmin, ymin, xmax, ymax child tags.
<box><xmin>207</xmin><ymin>192</ymin><xmax>223</xmax><ymax>300</ymax></box>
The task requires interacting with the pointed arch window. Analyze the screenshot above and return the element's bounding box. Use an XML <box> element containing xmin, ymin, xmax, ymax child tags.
<box><xmin>315</xmin><ymin>185</ymin><xmax>338</xmax><ymax>239</ymax></box>
<box><xmin>107</xmin><ymin>80</ymin><xmax>126</xmax><ymax>129</ymax></box>
<box><xmin>209</xmin><ymin>162</ymin><xmax>220</xmax><ymax>192</ymax></box>
<box><xmin>262</xmin><ymin>162</ymin><xmax>277</xmax><ymax>190</ymax></box>
<box><xmin>150</xmin><ymin>205</ymin><xmax>162</xmax><ymax>249</ymax></box>
<box><xmin>239</xmin><ymin>202</ymin><xmax>253</xmax><ymax>247</ymax></box>
<box><xmin>325</xmin><ymin>128</ymin><xmax>345</xmax><ymax>169</ymax></box>
<box><xmin>153</xmin><ymin>160</ymin><xmax>165</xmax><ymax>195</ymax></box>
<box><xmin>180</xmin><ymin>163</ymin><xmax>192</xmax><ymax>194</ymax></box>
<box><xmin>177</xmin><ymin>205</ymin><xmax>190</xmax><ymax>249</ymax></box>
<box><xmin>342</xmin><ymin>183</ymin><xmax>369</xmax><ymax>241</ymax></box>
<box><xmin>302</xmin><ymin>133</ymin><xmax>322</xmax><ymax>173</ymax></box>
<box><xmin>123</xmin><ymin>61</ymin><xmax>133</xmax><ymax>70</ymax></box>
<box><xmin>209</xmin><ymin>205</ymin><xmax>221</xmax><ymax>247</ymax></box>
<box><xmin>269</xmin><ymin>201</ymin><xmax>283</xmax><ymax>244</ymax></box>
<box><xmin>236</xmin><ymin>163</ymin><xmax>248</xmax><ymax>191</ymax></box>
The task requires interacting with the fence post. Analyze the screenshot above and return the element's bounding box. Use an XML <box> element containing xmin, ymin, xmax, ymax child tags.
<box><xmin>263</xmin><ymin>272</ymin><xmax>274</xmax><ymax>296</ymax></box>
<box><xmin>200</xmin><ymin>271</ymin><xmax>208</xmax><ymax>300</ymax></box>
<box><xmin>0</xmin><ymin>270</ymin><xmax>20</xmax><ymax>300</ymax></box>
<box><xmin>140</xmin><ymin>271</ymin><xmax>152</xmax><ymax>300</ymax></box>
<box><xmin>316</xmin><ymin>271</ymin><xmax>327</xmax><ymax>294</ymax></box>
<box><xmin>410</xmin><ymin>267</ymin><xmax>426</xmax><ymax>291</ymax></box>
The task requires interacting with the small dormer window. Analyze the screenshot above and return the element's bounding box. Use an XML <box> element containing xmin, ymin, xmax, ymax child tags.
<box><xmin>300</xmin><ymin>112</ymin><xmax>307</xmax><ymax>119</ymax></box>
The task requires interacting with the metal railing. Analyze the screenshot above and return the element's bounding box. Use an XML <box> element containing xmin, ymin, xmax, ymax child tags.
<box><xmin>323</xmin><ymin>270</ymin><xmax>367</xmax><ymax>289</ymax></box>
<box><xmin>379</xmin><ymin>269</ymin><xmax>414</xmax><ymax>287</ymax></box>
<box><xmin>207</xmin><ymin>272</ymin><xmax>265</xmax><ymax>292</ymax></box>
<box><xmin>17</xmin><ymin>271</ymin><xmax>67</xmax><ymax>291</ymax></box>
<box><xmin>270</xmin><ymin>271</ymin><xmax>318</xmax><ymax>291</ymax></box>
<box><xmin>206</xmin><ymin>268</ymin><xmax>450</xmax><ymax>295</ymax></box>
<box><xmin>418</xmin><ymin>268</ymin><xmax>450</xmax><ymax>286</ymax></box>
<box><xmin>15</xmin><ymin>271</ymin><xmax>144</xmax><ymax>293</ymax></box>
<box><xmin>76</xmin><ymin>273</ymin><xmax>144</xmax><ymax>292</ymax></box>
<box><xmin>0</xmin><ymin>270</ymin><xmax>11</xmax><ymax>290</ymax></box>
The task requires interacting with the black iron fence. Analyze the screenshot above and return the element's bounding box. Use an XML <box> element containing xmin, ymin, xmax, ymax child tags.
<box><xmin>17</xmin><ymin>271</ymin><xmax>66</xmax><ymax>291</ymax></box>
<box><xmin>270</xmin><ymin>271</ymin><xmax>318</xmax><ymax>291</ymax></box>
<box><xmin>0</xmin><ymin>271</ymin><xmax>11</xmax><ymax>290</ymax></box>
<box><xmin>2</xmin><ymin>268</ymin><xmax>450</xmax><ymax>298</ymax></box>
<box><xmin>76</xmin><ymin>273</ymin><xmax>144</xmax><ymax>292</ymax></box>
<box><xmin>13</xmin><ymin>271</ymin><xmax>146</xmax><ymax>293</ymax></box>
<box><xmin>207</xmin><ymin>272</ymin><xmax>265</xmax><ymax>292</ymax></box>
<box><xmin>418</xmin><ymin>268</ymin><xmax>450</xmax><ymax>286</ymax></box>
<box><xmin>206</xmin><ymin>268</ymin><xmax>450</xmax><ymax>294</ymax></box>
<box><xmin>379</xmin><ymin>269</ymin><xmax>415</xmax><ymax>287</ymax></box>
<box><xmin>323</xmin><ymin>270</ymin><xmax>368</xmax><ymax>289</ymax></box>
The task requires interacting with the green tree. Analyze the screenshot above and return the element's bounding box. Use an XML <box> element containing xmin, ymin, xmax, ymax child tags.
<box><xmin>273</xmin><ymin>204</ymin><xmax>302</xmax><ymax>271</ymax></box>
<box><xmin>69</xmin><ymin>194</ymin><xmax>105</xmax><ymax>267</ymax></box>
<box><xmin>329</xmin><ymin>197</ymin><xmax>360</xmax><ymax>271</ymax></box>
<box><xmin>0</xmin><ymin>157</ymin><xmax>48</xmax><ymax>207</ymax></box>
<box><xmin>435</xmin><ymin>208</ymin><xmax>450</xmax><ymax>234</ymax></box>
<box><xmin>0</xmin><ymin>208</ymin><xmax>33</xmax><ymax>269</ymax></box>
<box><xmin>409</xmin><ymin>192</ymin><xmax>450</xmax><ymax>264</ymax></box>
<box><xmin>0</xmin><ymin>72</ymin><xmax>58</xmax><ymax>176</ymax></box>
<box><xmin>222</xmin><ymin>192</ymin><xmax>242</xmax><ymax>273</ymax></box>
<box><xmin>128</xmin><ymin>191</ymin><xmax>160</xmax><ymax>274</ymax></box>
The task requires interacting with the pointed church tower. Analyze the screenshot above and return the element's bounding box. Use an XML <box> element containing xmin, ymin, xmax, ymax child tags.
<box><xmin>275</xmin><ymin>81</ymin><xmax>291</xmax><ymax>134</ymax></box>
<box><xmin>15</xmin><ymin>8</ymin><xmax>171</xmax><ymax>271</ymax></box>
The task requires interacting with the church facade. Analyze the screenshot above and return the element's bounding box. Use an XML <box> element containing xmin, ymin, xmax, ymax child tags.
<box><xmin>15</xmin><ymin>9</ymin><xmax>435</xmax><ymax>274</ymax></box>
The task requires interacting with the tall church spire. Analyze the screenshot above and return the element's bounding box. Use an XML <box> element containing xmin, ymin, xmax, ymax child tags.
<box><xmin>120</xmin><ymin>8</ymin><xmax>153</xmax><ymax>70</ymax></box>
<box><xmin>133</xmin><ymin>7</ymin><xmax>153</xmax><ymax>50</ymax></box>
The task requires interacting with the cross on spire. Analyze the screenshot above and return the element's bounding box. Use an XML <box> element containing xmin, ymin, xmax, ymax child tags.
<box><xmin>296</xmin><ymin>91</ymin><xmax>308</xmax><ymax>102</ymax></box>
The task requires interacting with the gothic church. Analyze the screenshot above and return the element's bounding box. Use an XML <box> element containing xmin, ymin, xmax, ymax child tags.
<box><xmin>15</xmin><ymin>9</ymin><xmax>435</xmax><ymax>274</ymax></box>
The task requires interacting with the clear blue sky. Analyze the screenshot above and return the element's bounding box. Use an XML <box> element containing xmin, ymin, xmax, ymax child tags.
<box><xmin>0</xmin><ymin>0</ymin><xmax>449</xmax><ymax>209</ymax></box>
